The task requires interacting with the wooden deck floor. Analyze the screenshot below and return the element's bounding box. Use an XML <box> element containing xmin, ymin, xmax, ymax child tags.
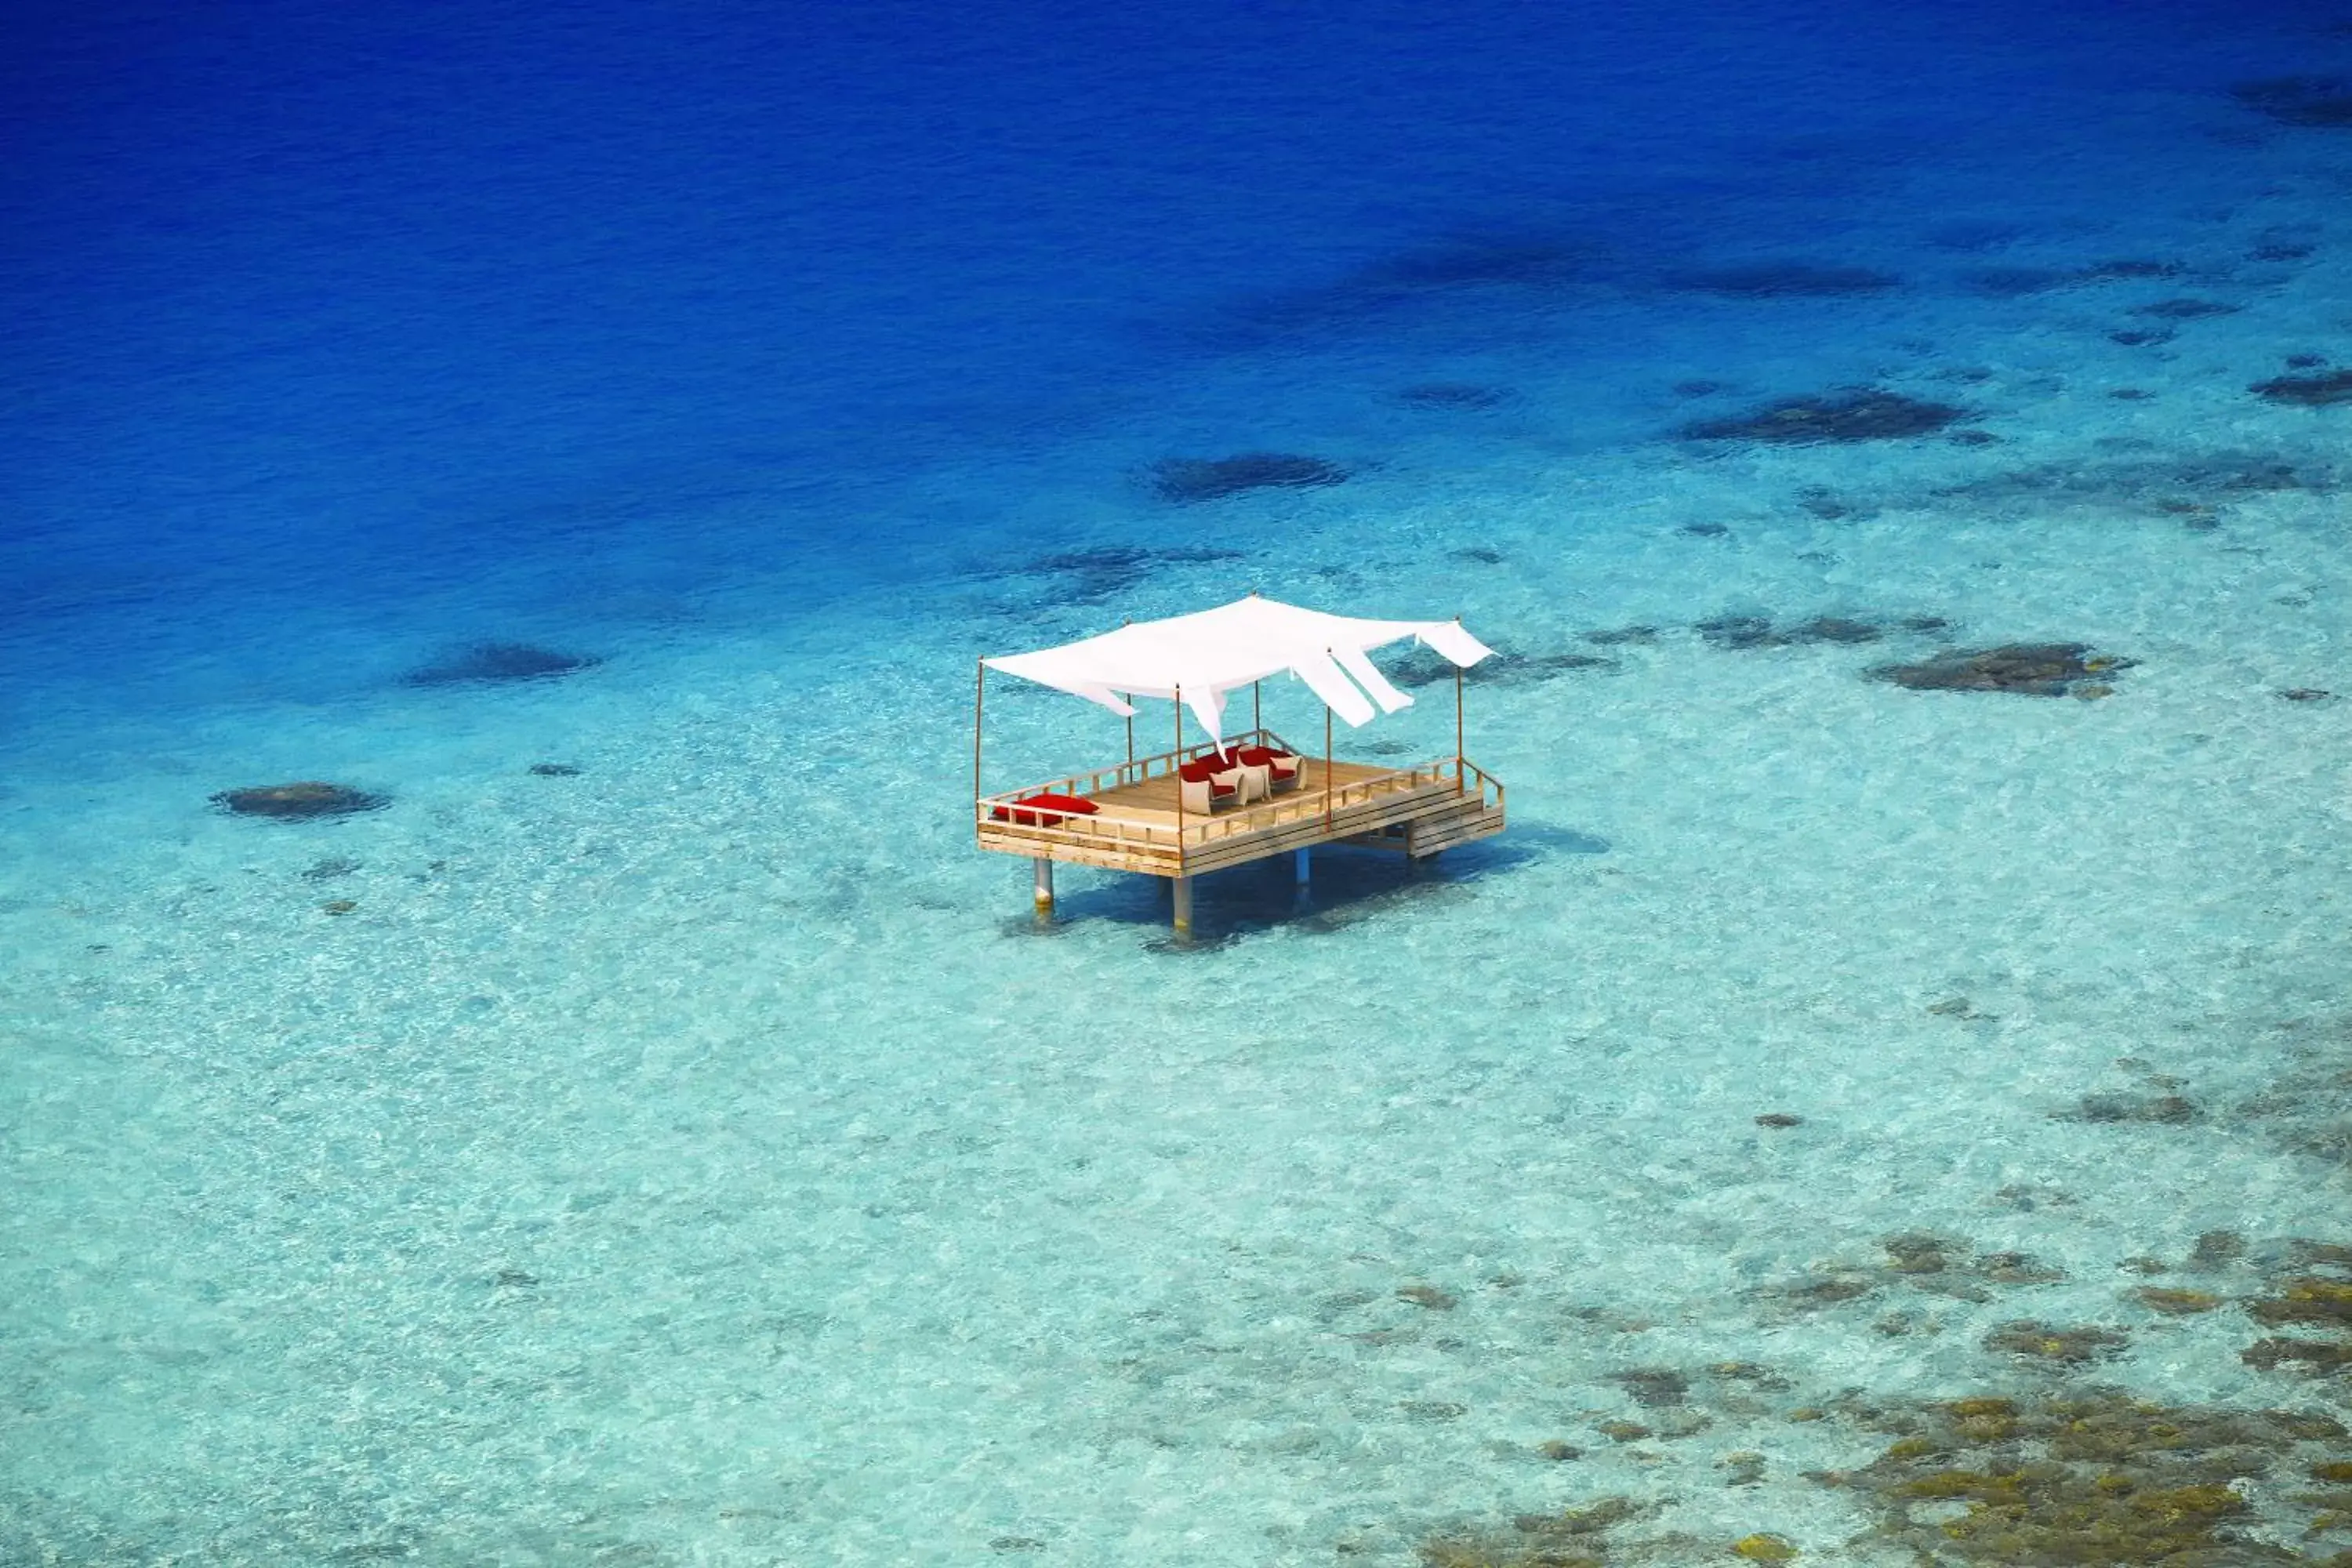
<box><xmin>977</xmin><ymin>747</ymin><xmax>1504</xmax><ymax>879</ymax></box>
<box><xmin>1083</xmin><ymin>757</ymin><xmax>1394</xmax><ymax>829</ymax></box>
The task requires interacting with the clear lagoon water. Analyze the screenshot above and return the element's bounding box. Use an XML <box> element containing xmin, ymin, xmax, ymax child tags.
<box><xmin>5</xmin><ymin>2</ymin><xmax>2352</xmax><ymax>1563</ymax></box>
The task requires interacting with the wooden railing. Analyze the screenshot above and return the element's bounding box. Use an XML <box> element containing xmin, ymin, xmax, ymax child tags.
<box><xmin>977</xmin><ymin>732</ymin><xmax>1502</xmax><ymax>857</ymax></box>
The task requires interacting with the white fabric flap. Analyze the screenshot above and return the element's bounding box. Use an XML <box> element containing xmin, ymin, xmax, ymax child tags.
<box><xmin>984</xmin><ymin>593</ymin><xmax>1492</xmax><ymax>740</ymax></box>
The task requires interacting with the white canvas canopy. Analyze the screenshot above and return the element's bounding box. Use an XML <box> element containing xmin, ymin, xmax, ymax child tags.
<box><xmin>982</xmin><ymin>593</ymin><xmax>1495</xmax><ymax>741</ymax></box>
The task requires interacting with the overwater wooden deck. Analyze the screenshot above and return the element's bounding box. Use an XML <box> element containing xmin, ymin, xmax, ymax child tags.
<box><xmin>975</xmin><ymin>728</ymin><xmax>1505</xmax><ymax>884</ymax></box>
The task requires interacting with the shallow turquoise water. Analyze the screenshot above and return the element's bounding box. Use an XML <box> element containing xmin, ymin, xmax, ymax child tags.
<box><xmin>5</xmin><ymin>2</ymin><xmax>2352</xmax><ymax>1563</ymax></box>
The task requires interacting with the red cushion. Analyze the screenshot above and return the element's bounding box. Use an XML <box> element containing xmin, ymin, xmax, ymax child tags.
<box><xmin>1210</xmin><ymin>780</ymin><xmax>1236</xmax><ymax>797</ymax></box>
<box><xmin>993</xmin><ymin>792</ymin><xmax>1098</xmax><ymax>826</ymax></box>
<box><xmin>1178</xmin><ymin>758</ymin><xmax>1236</xmax><ymax>783</ymax></box>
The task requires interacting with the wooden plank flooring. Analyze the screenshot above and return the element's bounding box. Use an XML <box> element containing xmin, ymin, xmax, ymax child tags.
<box><xmin>978</xmin><ymin>754</ymin><xmax>1498</xmax><ymax>877</ymax></box>
<box><xmin>1078</xmin><ymin>757</ymin><xmax>1388</xmax><ymax>827</ymax></box>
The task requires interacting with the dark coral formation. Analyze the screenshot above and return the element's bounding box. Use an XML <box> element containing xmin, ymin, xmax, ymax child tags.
<box><xmin>1149</xmin><ymin>453</ymin><xmax>1348</xmax><ymax>503</ymax></box>
<box><xmin>2189</xmin><ymin>1229</ymin><xmax>2248</xmax><ymax>1270</ymax></box>
<box><xmin>1365</xmin><ymin>234</ymin><xmax>1591</xmax><ymax>290</ymax></box>
<box><xmin>1962</xmin><ymin>260</ymin><xmax>2183</xmax><ymax>296</ymax></box>
<box><xmin>2252</xmin><ymin>369</ymin><xmax>2352</xmax><ymax>407</ymax></box>
<box><xmin>1983</xmin><ymin>1321</ymin><xmax>2130</xmax><ymax>1365</ymax></box>
<box><xmin>1849</xmin><ymin>1392</ymin><xmax>2346</xmax><ymax>1564</ymax></box>
<box><xmin>2241</xmin><ymin>1246</ymin><xmax>2352</xmax><ymax>1375</ymax></box>
<box><xmin>2248</xmin><ymin>1272</ymin><xmax>2352</xmax><ymax>1330</ymax></box>
<box><xmin>2243</xmin><ymin>1336</ymin><xmax>2352</xmax><ymax>1372</ymax></box>
<box><xmin>1014</xmin><ymin>544</ymin><xmax>1245</xmax><ymax>602</ymax></box>
<box><xmin>2233</xmin><ymin>75</ymin><xmax>2352</xmax><ymax>127</ymax></box>
<box><xmin>212</xmin><ymin>782</ymin><xmax>389</xmax><ymax>820</ymax></box>
<box><xmin>1932</xmin><ymin>451</ymin><xmax>2323</xmax><ymax>517</ymax></box>
<box><xmin>1671</xmin><ymin>263</ymin><xmax>1902</xmax><ymax>297</ymax></box>
<box><xmin>405</xmin><ymin>642</ymin><xmax>598</xmax><ymax>687</ymax></box>
<box><xmin>2131</xmin><ymin>298</ymin><xmax>2240</xmax><ymax>320</ymax></box>
<box><xmin>528</xmin><ymin>762</ymin><xmax>583</xmax><ymax>776</ymax></box>
<box><xmin>1684</xmin><ymin>389</ymin><xmax>1967</xmax><ymax>444</ymax></box>
<box><xmin>1396</xmin><ymin>383</ymin><xmax>1512</xmax><ymax>408</ymax></box>
<box><xmin>1698</xmin><ymin>614</ymin><xmax>1907</xmax><ymax>649</ymax></box>
<box><xmin>1214</xmin><ymin>230</ymin><xmax>1600</xmax><ymax>339</ymax></box>
<box><xmin>1386</xmin><ymin>646</ymin><xmax>1613</xmax><ymax>689</ymax></box>
<box><xmin>1607</xmin><ymin>1367</ymin><xmax>1691</xmax><ymax>1406</ymax></box>
<box><xmin>1397</xmin><ymin>1228</ymin><xmax>2352</xmax><ymax>1568</ymax></box>
<box><xmin>1755</xmin><ymin>1233</ymin><xmax>2064</xmax><ymax>1317</ymax></box>
<box><xmin>2059</xmin><ymin>1092</ymin><xmax>2199</xmax><ymax>1125</ymax></box>
<box><xmin>1696</xmin><ymin>613</ymin><xmax>1954</xmax><ymax>652</ymax></box>
<box><xmin>1869</xmin><ymin>644</ymin><xmax>2128</xmax><ymax>697</ymax></box>
<box><xmin>1418</xmin><ymin>1496</ymin><xmax>1650</xmax><ymax>1568</ymax></box>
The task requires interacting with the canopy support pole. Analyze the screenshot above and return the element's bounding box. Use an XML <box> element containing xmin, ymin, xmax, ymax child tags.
<box><xmin>1454</xmin><ymin>658</ymin><xmax>1465</xmax><ymax>796</ymax></box>
<box><xmin>1173</xmin><ymin>684</ymin><xmax>1192</xmax><ymax>939</ymax></box>
<box><xmin>1123</xmin><ymin>619</ymin><xmax>1136</xmax><ymax>775</ymax></box>
<box><xmin>1323</xmin><ymin>704</ymin><xmax>1334</xmax><ymax>828</ymax></box>
<box><xmin>1253</xmin><ymin>681</ymin><xmax>1261</xmax><ymax>740</ymax></box>
<box><xmin>972</xmin><ymin>661</ymin><xmax>985</xmax><ymax>827</ymax></box>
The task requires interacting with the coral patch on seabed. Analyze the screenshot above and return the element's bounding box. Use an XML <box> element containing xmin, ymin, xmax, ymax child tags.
<box><xmin>404</xmin><ymin>641</ymin><xmax>600</xmax><ymax>686</ymax></box>
<box><xmin>1005</xmin><ymin>543</ymin><xmax>1247</xmax><ymax>603</ymax></box>
<box><xmin>1867</xmin><ymin>644</ymin><xmax>2129</xmax><ymax>697</ymax></box>
<box><xmin>1669</xmin><ymin>263</ymin><xmax>1902</xmax><ymax>297</ymax></box>
<box><xmin>1385</xmin><ymin>645</ymin><xmax>1614</xmax><ymax>688</ymax></box>
<box><xmin>1682</xmin><ymin>390</ymin><xmax>1969</xmax><ymax>444</ymax></box>
<box><xmin>1397</xmin><ymin>1230</ymin><xmax>2352</xmax><ymax>1568</ymax></box>
<box><xmin>2231</xmin><ymin>75</ymin><xmax>2352</xmax><ymax>128</ymax></box>
<box><xmin>2252</xmin><ymin>370</ymin><xmax>2352</xmax><ymax>407</ymax></box>
<box><xmin>1394</xmin><ymin>383</ymin><xmax>1514</xmax><ymax>408</ymax></box>
<box><xmin>1848</xmin><ymin>1392</ymin><xmax>2348</xmax><ymax>1564</ymax></box>
<box><xmin>1981</xmin><ymin>1320</ymin><xmax>2130</xmax><ymax>1366</ymax></box>
<box><xmin>1147</xmin><ymin>452</ymin><xmax>1349</xmax><ymax>502</ymax></box>
<box><xmin>2058</xmin><ymin>1091</ymin><xmax>2199</xmax><ymax>1125</ymax></box>
<box><xmin>211</xmin><ymin>782</ymin><xmax>389</xmax><ymax>819</ymax></box>
<box><xmin>2129</xmin><ymin>297</ymin><xmax>2240</xmax><ymax>321</ymax></box>
<box><xmin>1695</xmin><ymin>615</ymin><xmax>1944</xmax><ymax>650</ymax></box>
<box><xmin>1962</xmin><ymin>260</ymin><xmax>2184</xmax><ymax>296</ymax></box>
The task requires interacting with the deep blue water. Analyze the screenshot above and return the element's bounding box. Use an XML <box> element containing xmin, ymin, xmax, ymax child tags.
<box><xmin>5</xmin><ymin>0</ymin><xmax>2328</xmax><ymax>702</ymax></box>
